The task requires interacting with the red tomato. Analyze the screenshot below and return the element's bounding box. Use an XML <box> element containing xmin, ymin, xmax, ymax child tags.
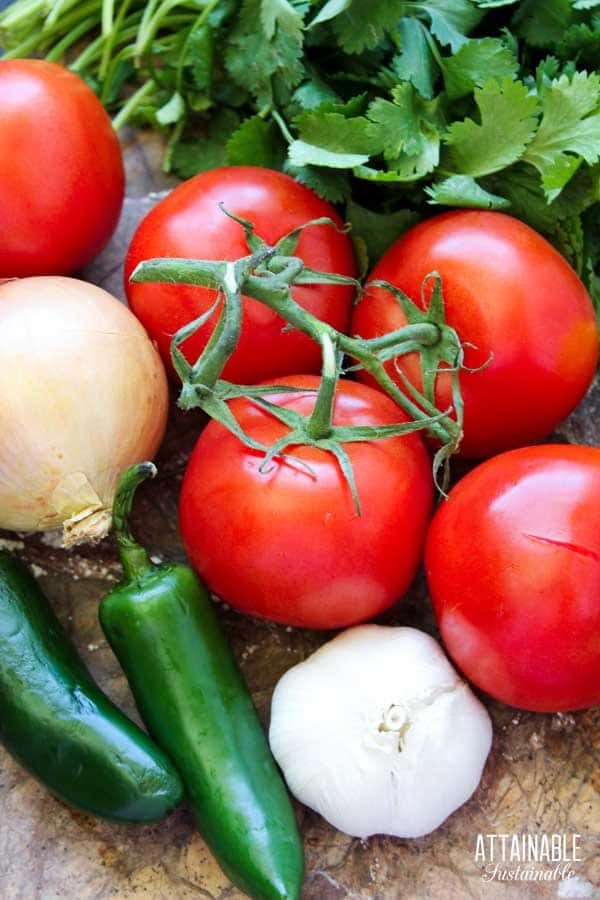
<box><xmin>0</xmin><ymin>60</ymin><xmax>124</xmax><ymax>277</ymax></box>
<box><xmin>351</xmin><ymin>211</ymin><xmax>598</xmax><ymax>459</ymax></box>
<box><xmin>425</xmin><ymin>444</ymin><xmax>600</xmax><ymax>712</ymax></box>
<box><xmin>179</xmin><ymin>376</ymin><xmax>433</xmax><ymax>629</ymax></box>
<box><xmin>125</xmin><ymin>167</ymin><xmax>356</xmax><ymax>383</ymax></box>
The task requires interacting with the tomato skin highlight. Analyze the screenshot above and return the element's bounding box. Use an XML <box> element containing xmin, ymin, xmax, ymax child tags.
<box><xmin>0</xmin><ymin>60</ymin><xmax>124</xmax><ymax>277</ymax></box>
<box><xmin>179</xmin><ymin>376</ymin><xmax>433</xmax><ymax>630</ymax></box>
<box><xmin>425</xmin><ymin>445</ymin><xmax>600</xmax><ymax>712</ymax></box>
<box><xmin>125</xmin><ymin>166</ymin><xmax>356</xmax><ymax>383</ymax></box>
<box><xmin>351</xmin><ymin>210</ymin><xmax>598</xmax><ymax>459</ymax></box>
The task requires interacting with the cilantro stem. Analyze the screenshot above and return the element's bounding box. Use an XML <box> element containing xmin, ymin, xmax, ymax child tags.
<box><xmin>272</xmin><ymin>109</ymin><xmax>294</xmax><ymax>144</ymax></box>
<box><xmin>134</xmin><ymin>0</ymin><xmax>187</xmax><ymax>63</ymax></box>
<box><xmin>70</xmin><ymin>29</ymin><xmax>106</xmax><ymax>70</ymax></box>
<box><xmin>112</xmin><ymin>79</ymin><xmax>156</xmax><ymax>130</ymax></box>
<box><xmin>100</xmin><ymin>43</ymin><xmax>137</xmax><ymax>104</ymax></box>
<box><xmin>99</xmin><ymin>0</ymin><xmax>133</xmax><ymax>79</ymax></box>
<box><xmin>134</xmin><ymin>0</ymin><xmax>161</xmax><ymax>61</ymax></box>
<box><xmin>101</xmin><ymin>0</ymin><xmax>114</xmax><ymax>36</ymax></box>
<box><xmin>0</xmin><ymin>0</ymin><xmax>45</xmax><ymax>30</ymax></box>
<box><xmin>46</xmin><ymin>0</ymin><xmax>84</xmax><ymax>30</ymax></box>
<box><xmin>2</xmin><ymin>0</ymin><xmax>47</xmax><ymax>28</ymax></box>
<box><xmin>1</xmin><ymin>32</ymin><xmax>46</xmax><ymax>57</ymax></box>
<box><xmin>163</xmin><ymin>118</ymin><xmax>185</xmax><ymax>173</ymax></box>
<box><xmin>72</xmin><ymin>12</ymin><xmax>145</xmax><ymax>73</ymax></box>
<box><xmin>38</xmin><ymin>0</ymin><xmax>103</xmax><ymax>46</ymax></box>
<box><xmin>45</xmin><ymin>16</ymin><xmax>99</xmax><ymax>60</ymax></box>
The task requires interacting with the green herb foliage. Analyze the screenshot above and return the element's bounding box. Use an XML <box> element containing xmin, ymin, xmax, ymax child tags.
<box><xmin>2</xmin><ymin>0</ymin><xmax>599</xmax><ymax>310</ymax></box>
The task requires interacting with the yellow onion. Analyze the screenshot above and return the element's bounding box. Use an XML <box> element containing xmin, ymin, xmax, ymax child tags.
<box><xmin>0</xmin><ymin>276</ymin><xmax>168</xmax><ymax>546</ymax></box>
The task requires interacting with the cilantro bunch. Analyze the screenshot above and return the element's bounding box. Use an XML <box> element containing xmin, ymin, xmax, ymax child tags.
<box><xmin>2</xmin><ymin>0</ymin><xmax>598</xmax><ymax>307</ymax></box>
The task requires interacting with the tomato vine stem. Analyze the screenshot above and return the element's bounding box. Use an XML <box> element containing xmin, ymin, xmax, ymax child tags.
<box><xmin>131</xmin><ymin>211</ymin><xmax>466</xmax><ymax>503</ymax></box>
<box><xmin>305</xmin><ymin>334</ymin><xmax>339</xmax><ymax>441</ymax></box>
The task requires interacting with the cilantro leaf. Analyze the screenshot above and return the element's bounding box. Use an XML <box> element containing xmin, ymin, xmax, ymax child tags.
<box><xmin>522</xmin><ymin>71</ymin><xmax>600</xmax><ymax>200</ymax></box>
<box><xmin>367</xmin><ymin>84</ymin><xmax>442</xmax><ymax>179</ymax></box>
<box><xmin>556</xmin><ymin>21</ymin><xmax>600</xmax><ymax>69</ymax></box>
<box><xmin>101</xmin><ymin>59</ymin><xmax>136</xmax><ymax>108</ymax></box>
<box><xmin>260</xmin><ymin>0</ymin><xmax>304</xmax><ymax>41</ymax></box>
<box><xmin>513</xmin><ymin>0</ymin><xmax>575</xmax><ymax>48</ymax></box>
<box><xmin>483</xmin><ymin>165</ymin><xmax>561</xmax><ymax>232</ymax></box>
<box><xmin>583</xmin><ymin>197</ymin><xmax>600</xmax><ymax>264</ymax></box>
<box><xmin>169</xmin><ymin>109</ymin><xmax>240</xmax><ymax>179</ymax></box>
<box><xmin>441</xmin><ymin>37</ymin><xmax>519</xmax><ymax>100</ymax></box>
<box><xmin>293</xmin><ymin>76</ymin><xmax>341</xmax><ymax>110</ymax></box>
<box><xmin>426</xmin><ymin>175</ymin><xmax>511</xmax><ymax>209</ymax></box>
<box><xmin>288</xmin><ymin>142</ymin><xmax>368</xmax><ymax>168</ymax></box>
<box><xmin>155</xmin><ymin>91</ymin><xmax>185</xmax><ymax>126</ymax></box>
<box><xmin>534</xmin><ymin>55</ymin><xmax>562</xmax><ymax>91</ymax></box>
<box><xmin>226</xmin><ymin>116</ymin><xmax>286</xmax><ymax>168</ymax></box>
<box><xmin>554</xmin><ymin>214</ymin><xmax>586</xmax><ymax>274</ymax></box>
<box><xmin>333</xmin><ymin>0</ymin><xmax>484</xmax><ymax>57</ymax></box>
<box><xmin>417</xmin><ymin>0</ymin><xmax>484</xmax><ymax>51</ymax></box>
<box><xmin>346</xmin><ymin>200</ymin><xmax>420</xmax><ymax>266</ymax></box>
<box><xmin>353</xmin><ymin>161</ymin><xmax>437</xmax><ymax>183</ymax></box>
<box><xmin>288</xmin><ymin>110</ymin><xmax>374</xmax><ymax>167</ymax></box>
<box><xmin>225</xmin><ymin>0</ymin><xmax>304</xmax><ymax>103</ymax></box>
<box><xmin>315</xmin><ymin>94</ymin><xmax>369</xmax><ymax>117</ymax></box>
<box><xmin>445</xmin><ymin>77</ymin><xmax>539</xmax><ymax>176</ymax></box>
<box><xmin>484</xmin><ymin>163</ymin><xmax>600</xmax><ymax>234</ymax></box>
<box><xmin>326</xmin><ymin>0</ymin><xmax>405</xmax><ymax>54</ymax></box>
<box><xmin>554</xmin><ymin>163</ymin><xmax>600</xmax><ymax>220</ymax></box>
<box><xmin>586</xmin><ymin>260</ymin><xmax>600</xmax><ymax>321</ymax></box>
<box><xmin>170</xmin><ymin>140</ymin><xmax>228</xmax><ymax>179</ymax></box>
<box><xmin>284</xmin><ymin>161</ymin><xmax>351</xmax><ymax>203</ymax></box>
<box><xmin>307</xmin><ymin>0</ymin><xmax>352</xmax><ymax>28</ymax></box>
<box><xmin>391</xmin><ymin>17</ymin><xmax>437</xmax><ymax>99</ymax></box>
<box><xmin>185</xmin><ymin>25</ymin><xmax>214</xmax><ymax>93</ymax></box>
<box><xmin>582</xmin><ymin>202</ymin><xmax>600</xmax><ymax>319</ymax></box>
<box><xmin>5</xmin><ymin>0</ymin><xmax>600</xmax><ymax>285</ymax></box>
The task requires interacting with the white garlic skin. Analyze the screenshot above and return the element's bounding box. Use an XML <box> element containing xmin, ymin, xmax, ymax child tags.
<box><xmin>269</xmin><ymin>625</ymin><xmax>492</xmax><ymax>840</ymax></box>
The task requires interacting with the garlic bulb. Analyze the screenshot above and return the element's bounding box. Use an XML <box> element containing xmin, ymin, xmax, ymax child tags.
<box><xmin>0</xmin><ymin>276</ymin><xmax>168</xmax><ymax>546</ymax></box>
<box><xmin>269</xmin><ymin>625</ymin><xmax>492</xmax><ymax>839</ymax></box>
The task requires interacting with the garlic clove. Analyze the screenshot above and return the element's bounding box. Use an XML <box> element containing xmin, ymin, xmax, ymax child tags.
<box><xmin>269</xmin><ymin>624</ymin><xmax>492</xmax><ymax>840</ymax></box>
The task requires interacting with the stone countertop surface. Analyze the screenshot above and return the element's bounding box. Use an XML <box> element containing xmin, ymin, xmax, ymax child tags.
<box><xmin>0</xmin><ymin>129</ymin><xmax>598</xmax><ymax>900</ymax></box>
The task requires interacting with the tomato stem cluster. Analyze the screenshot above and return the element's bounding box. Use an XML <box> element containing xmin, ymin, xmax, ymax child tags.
<box><xmin>305</xmin><ymin>334</ymin><xmax>338</xmax><ymax>441</ymax></box>
<box><xmin>131</xmin><ymin>211</ymin><xmax>466</xmax><ymax>504</ymax></box>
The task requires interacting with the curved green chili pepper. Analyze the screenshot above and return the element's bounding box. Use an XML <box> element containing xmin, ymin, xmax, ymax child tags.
<box><xmin>0</xmin><ymin>551</ymin><xmax>184</xmax><ymax>823</ymax></box>
<box><xmin>99</xmin><ymin>463</ymin><xmax>304</xmax><ymax>900</ymax></box>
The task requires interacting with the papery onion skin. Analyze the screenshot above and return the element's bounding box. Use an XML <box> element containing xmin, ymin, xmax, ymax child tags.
<box><xmin>0</xmin><ymin>277</ymin><xmax>168</xmax><ymax>546</ymax></box>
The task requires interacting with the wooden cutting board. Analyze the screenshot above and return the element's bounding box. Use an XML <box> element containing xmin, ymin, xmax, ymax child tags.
<box><xmin>0</xmin><ymin>127</ymin><xmax>598</xmax><ymax>900</ymax></box>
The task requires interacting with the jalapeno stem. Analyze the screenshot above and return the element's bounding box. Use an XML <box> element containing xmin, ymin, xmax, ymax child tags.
<box><xmin>113</xmin><ymin>463</ymin><xmax>156</xmax><ymax>580</ymax></box>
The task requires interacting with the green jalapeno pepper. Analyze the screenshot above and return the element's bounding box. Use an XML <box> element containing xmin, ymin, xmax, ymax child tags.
<box><xmin>99</xmin><ymin>463</ymin><xmax>304</xmax><ymax>900</ymax></box>
<box><xmin>0</xmin><ymin>551</ymin><xmax>184</xmax><ymax>822</ymax></box>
